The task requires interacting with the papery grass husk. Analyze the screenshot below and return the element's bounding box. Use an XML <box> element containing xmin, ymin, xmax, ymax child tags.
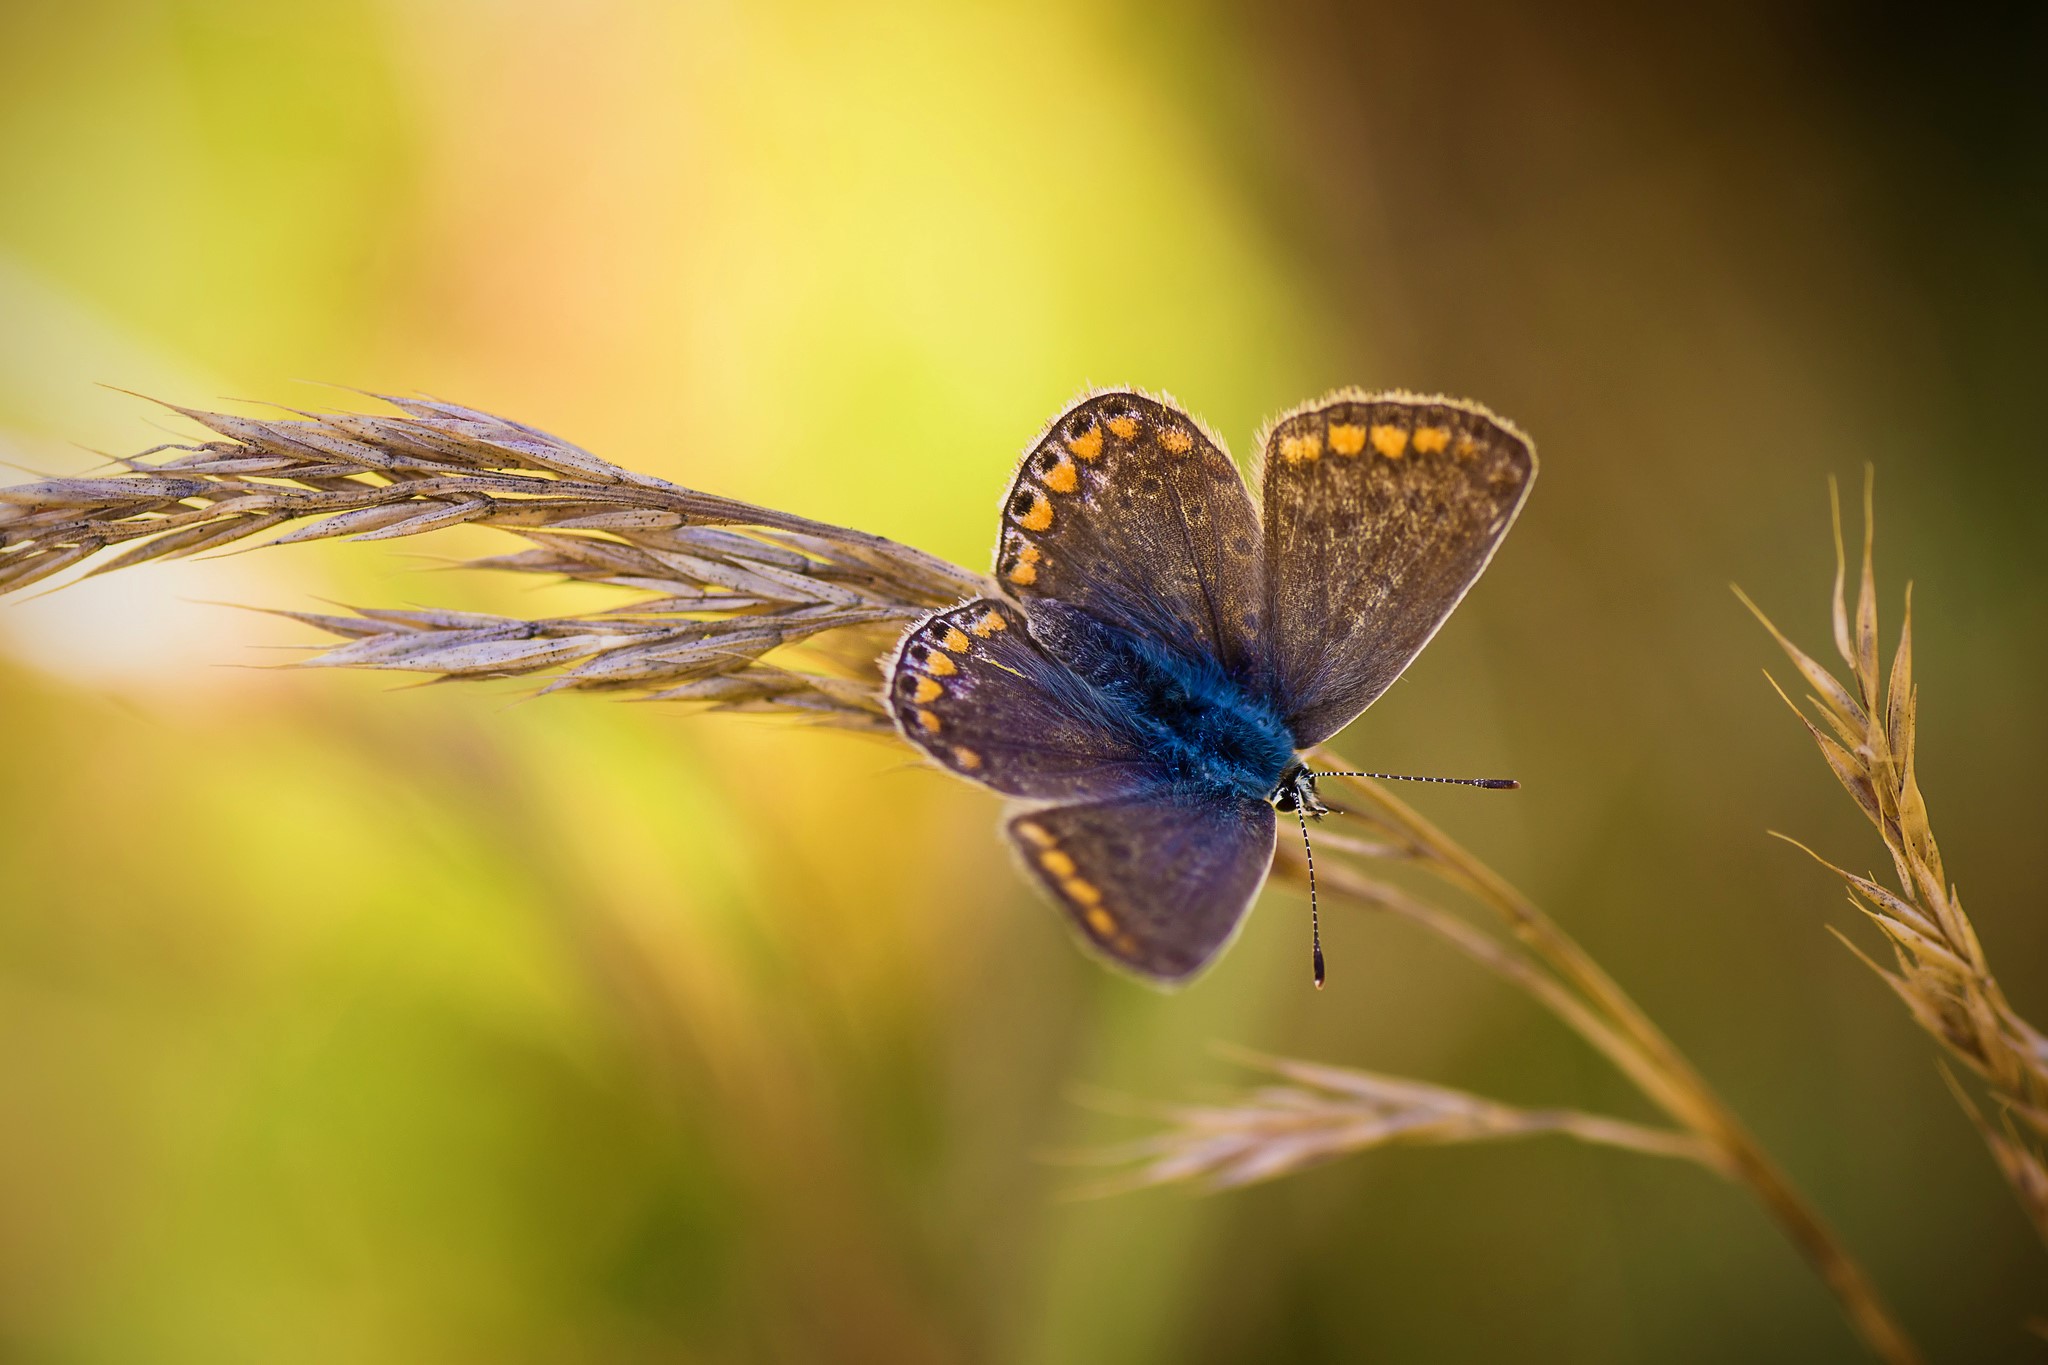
<box><xmin>0</xmin><ymin>394</ymin><xmax>1926</xmax><ymax>1364</ymax></box>
<box><xmin>1739</xmin><ymin>473</ymin><xmax>2048</xmax><ymax>1251</ymax></box>
<box><xmin>0</xmin><ymin>393</ymin><xmax>982</xmax><ymax>727</ymax></box>
<box><xmin>1060</xmin><ymin>1047</ymin><xmax>1714</xmax><ymax>1197</ymax></box>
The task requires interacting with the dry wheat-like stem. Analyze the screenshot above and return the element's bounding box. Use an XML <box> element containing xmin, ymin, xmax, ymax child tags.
<box><xmin>1068</xmin><ymin>1048</ymin><xmax>1715</xmax><ymax>1196</ymax></box>
<box><xmin>0</xmin><ymin>394</ymin><xmax>981</xmax><ymax>726</ymax></box>
<box><xmin>1738</xmin><ymin>475</ymin><xmax>2048</xmax><ymax>1251</ymax></box>
<box><xmin>0</xmin><ymin>396</ymin><xmax>1924</xmax><ymax>1363</ymax></box>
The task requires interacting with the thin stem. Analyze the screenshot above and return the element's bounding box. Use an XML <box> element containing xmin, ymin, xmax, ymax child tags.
<box><xmin>1271</xmin><ymin>851</ymin><xmax>1710</xmax><ymax>1145</ymax></box>
<box><xmin>1308</xmin><ymin>747</ymin><xmax>1922</xmax><ymax>1365</ymax></box>
<box><xmin>1529</xmin><ymin>1109</ymin><xmax>1728</xmax><ymax>1165</ymax></box>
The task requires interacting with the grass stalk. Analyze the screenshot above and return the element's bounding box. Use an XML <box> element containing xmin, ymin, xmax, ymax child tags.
<box><xmin>1307</xmin><ymin>761</ymin><xmax>1922</xmax><ymax>1365</ymax></box>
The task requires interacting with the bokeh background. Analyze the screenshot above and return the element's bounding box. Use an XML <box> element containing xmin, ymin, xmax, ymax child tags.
<box><xmin>1</xmin><ymin>1</ymin><xmax>2044</xmax><ymax>1361</ymax></box>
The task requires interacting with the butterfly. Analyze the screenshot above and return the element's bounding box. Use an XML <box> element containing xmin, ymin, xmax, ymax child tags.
<box><xmin>886</xmin><ymin>389</ymin><xmax>1535</xmax><ymax>986</ymax></box>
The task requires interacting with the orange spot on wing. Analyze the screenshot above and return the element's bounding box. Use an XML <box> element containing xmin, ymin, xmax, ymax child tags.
<box><xmin>970</xmin><ymin>611</ymin><xmax>1006</xmax><ymax>636</ymax></box>
<box><xmin>1370</xmin><ymin>424</ymin><xmax>1408</xmax><ymax>458</ymax></box>
<box><xmin>914</xmin><ymin>708</ymin><xmax>941</xmax><ymax>733</ymax></box>
<box><xmin>1066</xmin><ymin>425</ymin><xmax>1104</xmax><ymax>461</ymax></box>
<box><xmin>1113</xmin><ymin>931</ymin><xmax>1140</xmax><ymax>956</ymax></box>
<box><xmin>911</xmin><ymin>676</ymin><xmax>942</xmax><ymax>703</ymax></box>
<box><xmin>1084</xmin><ymin>905</ymin><xmax>1116</xmax><ymax>937</ymax></box>
<box><xmin>1412</xmin><ymin>425</ymin><xmax>1450</xmax><ymax>454</ymax></box>
<box><xmin>1041</xmin><ymin>456</ymin><xmax>1079</xmax><ymax>493</ymax></box>
<box><xmin>1014</xmin><ymin>821</ymin><xmax>1054</xmax><ymax>848</ymax></box>
<box><xmin>925</xmin><ymin>652</ymin><xmax>958</xmax><ymax>677</ymax></box>
<box><xmin>1038</xmin><ymin>849</ymin><xmax>1076</xmax><ymax>878</ymax></box>
<box><xmin>1016</xmin><ymin>491</ymin><xmax>1054</xmax><ymax>531</ymax></box>
<box><xmin>1328</xmin><ymin>423</ymin><xmax>1367</xmax><ymax>456</ymax></box>
<box><xmin>1159</xmin><ymin>427</ymin><xmax>1194</xmax><ymax>454</ymax></box>
<box><xmin>940</xmin><ymin>626</ymin><xmax>971</xmax><ymax>652</ymax></box>
<box><xmin>1279</xmin><ymin>431</ymin><xmax>1322</xmax><ymax>464</ymax></box>
<box><xmin>1063</xmin><ymin>877</ymin><xmax>1102</xmax><ymax>905</ymax></box>
<box><xmin>1003</xmin><ymin>539</ymin><xmax>1045</xmax><ymax>586</ymax></box>
<box><xmin>951</xmin><ymin>746</ymin><xmax>983</xmax><ymax>770</ymax></box>
<box><xmin>1453</xmin><ymin>434</ymin><xmax>1481</xmax><ymax>460</ymax></box>
<box><xmin>1106</xmin><ymin>415</ymin><xmax>1140</xmax><ymax>440</ymax></box>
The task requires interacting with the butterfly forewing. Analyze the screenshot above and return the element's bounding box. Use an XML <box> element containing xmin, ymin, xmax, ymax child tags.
<box><xmin>1008</xmin><ymin>791</ymin><xmax>1277</xmax><ymax>983</ymax></box>
<box><xmin>995</xmin><ymin>391</ymin><xmax>1265</xmax><ymax>681</ymax></box>
<box><xmin>1260</xmin><ymin>392</ymin><xmax>1535</xmax><ymax>745</ymax></box>
<box><xmin>888</xmin><ymin>597</ymin><xmax>1165</xmax><ymax>800</ymax></box>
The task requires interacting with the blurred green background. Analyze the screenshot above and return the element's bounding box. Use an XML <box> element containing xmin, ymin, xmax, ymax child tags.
<box><xmin>1</xmin><ymin>1</ymin><xmax>2044</xmax><ymax>1361</ymax></box>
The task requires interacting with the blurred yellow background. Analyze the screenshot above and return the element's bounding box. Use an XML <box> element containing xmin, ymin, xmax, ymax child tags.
<box><xmin>2</xmin><ymin>1</ymin><xmax>2044</xmax><ymax>1361</ymax></box>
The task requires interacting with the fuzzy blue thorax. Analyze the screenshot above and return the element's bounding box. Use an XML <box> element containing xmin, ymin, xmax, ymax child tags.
<box><xmin>1026</xmin><ymin>600</ymin><xmax>1297</xmax><ymax>802</ymax></box>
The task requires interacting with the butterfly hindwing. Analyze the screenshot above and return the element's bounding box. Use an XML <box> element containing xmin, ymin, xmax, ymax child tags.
<box><xmin>1007</xmin><ymin>790</ymin><xmax>1278</xmax><ymax>984</ymax></box>
<box><xmin>1261</xmin><ymin>392</ymin><xmax>1536</xmax><ymax>746</ymax></box>
<box><xmin>995</xmin><ymin>391</ymin><xmax>1265</xmax><ymax>681</ymax></box>
<box><xmin>888</xmin><ymin>597</ymin><xmax>1164</xmax><ymax>801</ymax></box>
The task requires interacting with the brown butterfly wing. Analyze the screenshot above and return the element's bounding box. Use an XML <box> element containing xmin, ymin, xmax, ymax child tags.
<box><xmin>993</xmin><ymin>390</ymin><xmax>1265</xmax><ymax>682</ymax></box>
<box><xmin>1007</xmin><ymin>790</ymin><xmax>1276</xmax><ymax>985</ymax></box>
<box><xmin>1260</xmin><ymin>391</ymin><xmax>1535</xmax><ymax>746</ymax></box>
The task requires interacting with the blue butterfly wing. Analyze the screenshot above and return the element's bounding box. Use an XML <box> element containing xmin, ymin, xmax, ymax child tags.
<box><xmin>994</xmin><ymin>390</ymin><xmax>1265</xmax><ymax>683</ymax></box>
<box><xmin>1260</xmin><ymin>392</ymin><xmax>1536</xmax><ymax>746</ymax></box>
<box><xmin>887</xmin><ymin>598</ymin><xmax>1166</xmax><ymax>800</ymax></box>
<box><xmin>891</xmin><ymin>598</ymin><xmax>1278</xmax><ymax>983</ymax></box>
<box><xmin>1008</xmin><ymin>790</ymin><xmax>1277</xmax><ymax>985</ymax></box>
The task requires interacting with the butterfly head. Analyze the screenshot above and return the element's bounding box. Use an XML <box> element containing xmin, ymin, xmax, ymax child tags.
<box><xmin>1269</xmin><ymin>763</ymin><xmax>1328</xmax><ymax>819</ymax></box>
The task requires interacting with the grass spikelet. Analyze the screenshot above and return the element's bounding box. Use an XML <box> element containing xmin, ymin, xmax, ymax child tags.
<box><xmin>1740</xmin><ymin>473</ymin><xmax>2048</xmax><ymax>1249</ymax></box>
<box><xmin>1072</xmin><ymin>1048</ymin><xmax>1714</xmax><ymax>1196</ymax></box>
<box><xmin>0</xmin><ymin>394</ymin><xmax>982</xmax><ymax>725</ymax></box>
